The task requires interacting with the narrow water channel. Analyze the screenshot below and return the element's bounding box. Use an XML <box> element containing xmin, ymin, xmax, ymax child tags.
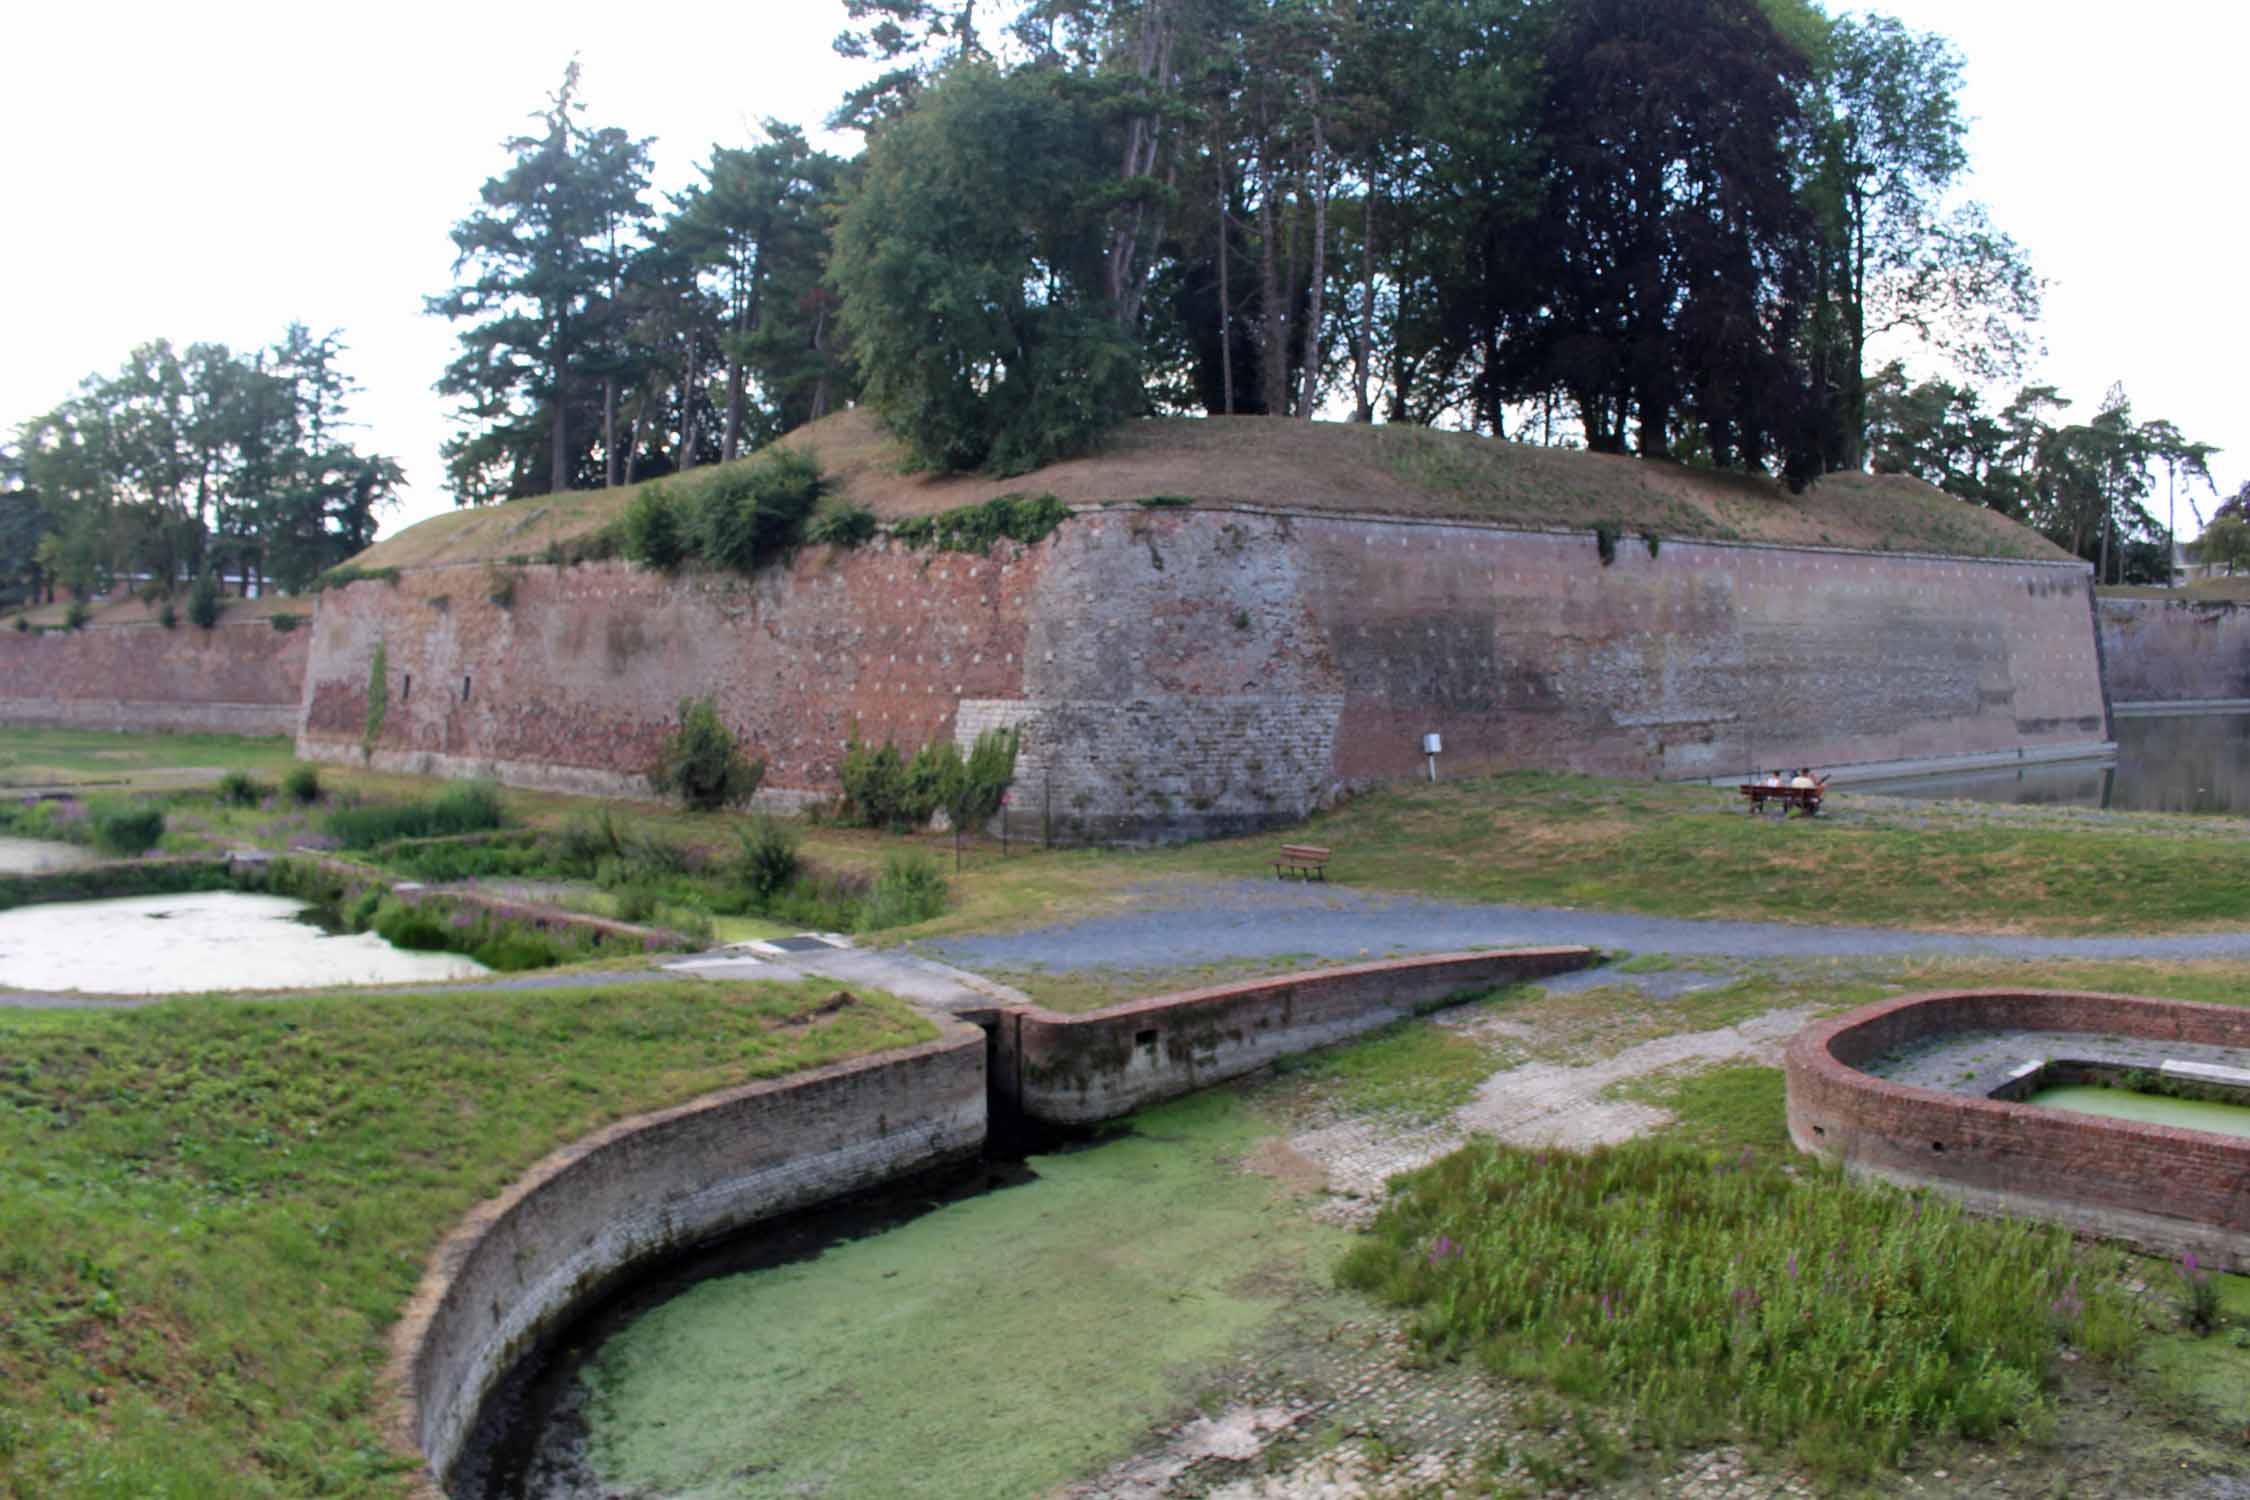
<box><xmin>2026</xmin><ymin>1084</ymin><xmax>2250</xmax><ymax>1139</ymax></box>
<box><xmin>1858</xmin><ymin>710</ymin><xmax>2250</xmax><ymax>813</ymax></box>
<box><xmin>0</xmin><ymin>891</ymin><xmax>488</xmax><ymax>993</ymax></box>
<box><xmin>0</xmin><ymin>835</ymin><xmax>97</xmax><ymax>874</ymax></box>
<box><xmin>482</xmin><ymin>1092</ymin><xmax>1349</xmax><ymax>1500</ymax></box>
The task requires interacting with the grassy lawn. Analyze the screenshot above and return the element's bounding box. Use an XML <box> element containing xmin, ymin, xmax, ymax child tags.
<box><xmin>0</xmin><ymin>978</ymin><xmax>933</xmax><ymax>1500</ymax></box>
<box><xmin>0</xmin><ymin>728</ymin><xmax>300</xmax><ymax>790</ymax></box>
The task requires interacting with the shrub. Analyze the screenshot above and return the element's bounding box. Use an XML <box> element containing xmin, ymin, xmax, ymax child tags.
<box><xmin>804</xmin><ymin>503</ymin><xmax>877</xmax><ymax>547</ymax></box>
<box><xmin>324</xmin><ymin>779</ymin><xmax>506</xmax><ymax>848</ymax></box>
<box><xmin>371</xmin><ymin>898</ymin><xmax>450</xmax><ymax>952</ymax></box>
<box><xmin>648</xmin><ymin>696</ymin><xmax>764</xmax><ymax>811</ymax></box>
<box><xmin>63</xmin><ymin>600</ymin><xmax>89</xmax><ymax>631</ymax></box>
<box><xmin>188</xmin><ymin>571</ymin><xmax>223</xmax><ymax>629</ymax></box>
<box><xmin>689</xmin><ymin>449</ymin><xmax>825</xmax><ymax>573</ymax></box>
<box><xmin>11</xmin><ymin>615</ymin><xmax>26</xmax><ymax>633</ymax></box>
<box><xmin>158</xmin><ymin>603</ymin><xmax>178</xmax><ymax>630</ymax></box>
<box><xmin>860</xmin><ymin>852</ymin><xmax>949</xmax><ymax>931</ymax></box>
<box><xmin>216</xmin><ymin>769</ymin><xmax>268</xmax><ymax>807</ymax></box>
<box><xmin>363</xmin><ymin>642</ymin><xmax>388</xmax><ymax>758</ymax></box>
<box><xmin>622</xmin><ymin>482</ymin><xmax>689</xmax><ymax>570</ymax></box>
<box><xmin>270</xmin><ymin>611</ymin><xmax>304</xmax><ymax>632</ymax></box>
<box><xmin>1642</xmin><ymin>529</ymin><xmax>1661</xmax><ymax>559</ymax></box>
<box><xmin>611</xmin><ymin>883</ymin><xmax>661</xmax><ymax>925</ymax></box>
<box><xmin>485</xmin><ymin>568</ymin><xmax>520</xmax><ymax>609</ymax></box>
<box><xmin>2177</xmin><ymin>1250</ymin><xmax>2221</xmax><ymax>1334</ymax></box>
<box><xmin>88</xmin><ymin>799</ymin><xmax>165</xmax><ymax>857</ymax></box>
<box><xmin>1593</xmin><ymin>521</ymin><xmax>1619</xmax><ymax>566</ymax></box>
<box><xmin>282</xmin><ymin>763</ymin><xmax>322</xmax><ymax>804</ymax></box>
<box><xmin>557</xmin><ymin>808</ymin><xmax>624</xmax><ymax>874</ymax></box>
<box><xmin>888</xmin><ymin>492</ymin><xmax>1070</xmax><ymax>554</ymax></box>
<box><xmin>311</xmin><ymin>564</ymin><xmax>402</xmax><ymax>592</ymax></box>
<box><xmin>728</xmin><ymin>817</ymin><xmax>802</xmax><ymax>902</ymax></box>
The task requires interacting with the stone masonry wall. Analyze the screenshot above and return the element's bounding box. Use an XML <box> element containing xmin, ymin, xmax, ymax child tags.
<box><xmin>0</xmin><ymin>619</ymin><xmax>310</xmax><ymax>736</ymax></box>
<box><xmin>1787</xmin><ymin>990</ymin><xmax>2250</xmax><ymax>1271</ymax></box>
<box><xmin>388</xmin><ymin>1024</ymin><xmax>986</xmax><ymax>1493</ymax></box>
<box><xmin>994</xmin><ymin>947</ymin><xmax>1597</xmax><ymax>1125</ymax></box>
<box><xmin>2096</xmin><ymin>597</ymin><xmax>2250</xmax><ymax>704</ymax></box>
<box><xmin>296</xmin><ymin>509</ymin><xmax>2109</xmax><ymax>841</ymax></box>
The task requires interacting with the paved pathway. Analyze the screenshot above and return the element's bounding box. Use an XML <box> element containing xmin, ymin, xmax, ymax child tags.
<box><xmin>917</xmin><ymin>878</ymin><xmax>2250</xmax><ymax>972</ymax></box>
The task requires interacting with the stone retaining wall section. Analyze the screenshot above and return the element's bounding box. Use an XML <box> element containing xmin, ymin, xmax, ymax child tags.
<box><xmin>386</xmin><ymin>1023</ymin><xmax>987</xmax><ymax>1493</ymax></box>
<box><xmin>0</xmin><ymin>619</ymin><xmax>310</xmax><ymax>735</ymax></box>
<box><xmin>296</xmin><ymin>511</ymin><xmax>2108</xmax><ymax>844</ymax></box>
<box><xmin>2097</xmin><ymin>597</ymin><xmax>2250</xmax><ymax>704</ymax></box>
<box><xmin>995</xmin><ymin>947</ymin><xmax>1596</xmax><ymax>1124</ymax></box>
<box><xmin>1786</xmin><ymin>989</ymin><xmax>2250</xmax><ymax>1271</ymax></box>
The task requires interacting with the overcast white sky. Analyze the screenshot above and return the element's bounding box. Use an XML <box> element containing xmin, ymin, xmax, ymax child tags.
<box><xmin>3</xmin><ymin>2</ymin><xmax>2243</xmax><ymax>542</ymax></box>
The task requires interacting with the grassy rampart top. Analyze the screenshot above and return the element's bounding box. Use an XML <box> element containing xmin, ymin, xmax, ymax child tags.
<box><xmin>12</xmin><ymin>588</ymin><xmax>307</xmax><ymax>633</ymax></box>
<box><xmin>349</xmin><ymin>408</ymin><xmax>2074</xmax><ymax>572</ymax></box>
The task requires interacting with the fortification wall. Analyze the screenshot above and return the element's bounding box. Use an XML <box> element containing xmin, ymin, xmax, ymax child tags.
<box><xmin>0</xmin><ymin>619</ymin><xmax>309</xmax><ymax>737</ymax></box>
<box><xmin>2096</xmin><ymin>597</ymin><xmax>2250</xmax><ymax>704</ymax></box>
<box><xmin>296</xmin><ymin>510</ymin><xmax>2108</xmax><ymax>840</ymax></box>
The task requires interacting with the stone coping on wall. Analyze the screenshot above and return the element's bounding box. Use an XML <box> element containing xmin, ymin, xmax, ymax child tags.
<box><xmin>998</xmin><ymin>946</ymin><xmax>1598</xmax><ymax>1124</ymax></box>
<box><xmin>1786</xmin><ymin>989</ymin><xmax>2250</xmax><ymax>1271</ymax></box>
<box><xmin>385</xmin><ymin>1021</ymin><xmax>987</xmax><ymax>1496</ymax></box>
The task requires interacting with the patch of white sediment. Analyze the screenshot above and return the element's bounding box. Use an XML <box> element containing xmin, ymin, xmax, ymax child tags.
<box><xmin>0</xmin><ymin>891</ymin><xmax>488</xmax><ymax>994</ymax></box>
<box><xmin>0</xmin><ymin>836</ymin><xmax>98</xmax><ymax>874</ymax></box>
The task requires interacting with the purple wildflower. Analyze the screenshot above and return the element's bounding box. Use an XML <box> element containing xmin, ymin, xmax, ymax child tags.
<box><xmin>1427</xmin><ymin>1235</ymin><xmax>1460</xmax><ymax>1266</ymax></box>
<box><xmin>1787</xmin><ymin>1251</ymin><xmax>1799</xmax><ymax>1281</ymax></box>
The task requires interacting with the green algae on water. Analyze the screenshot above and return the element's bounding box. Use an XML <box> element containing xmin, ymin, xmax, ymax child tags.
<box><xmin>578</xmin><ymin>1091</ymin><xmax>1346</xmax><ymax>1499</ymax></box>
<box><xmin>2025</xmin><ymin>1084</ymin><xmax>2250</xmax><ymax>1140</ymax></box>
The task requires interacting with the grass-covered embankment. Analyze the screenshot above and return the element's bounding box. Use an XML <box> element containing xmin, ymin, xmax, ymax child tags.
<box><xmin>1150</xmin><ymin>770</ymin><xmax>2250</xmax><ymax>935</ymax></box>
<box><xmin>0</xmin><ymin>978</ymin><xmax>934</xmax><ymax>1499</ymax></box>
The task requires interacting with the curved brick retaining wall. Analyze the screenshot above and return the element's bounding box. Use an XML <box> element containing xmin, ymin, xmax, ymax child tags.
<box><xmin>387</xmin><ymin>1023</ymin><xmax>986</xmax><ymax>1493</ymax></box>
<box><xmin>994</xmin><ymin>947</ymin><xmax>1597</xmax><ymax>1124</ymax></box>
<box><xmin>1786</xmin><ymin>990</ymin><xmax>2250</xmax><ymax>1271</ymax></box>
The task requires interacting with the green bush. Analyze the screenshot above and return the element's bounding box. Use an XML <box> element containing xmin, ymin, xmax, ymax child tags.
<box><xmin>324</xmin><ymin>780</ymin><xmax>506</xmax><ymax>849</ymax></box>
<box><xmin>557</xmin><ymin>808</ymin><xmax>624</xmax><ymax>874</ymax></box>
<box><xmin>1593</xmin><ymin>521</ymin><xmax>1620</xmax><ymax>567</ymax></box>
<box><xmin>63</xmin><ymin>600</ymin><xmax>89</xmax><ymax>631</ymax></box>
<box><xmin>622</xmin><ymin>482</ymin><xmax>689</xmax><ymax>570</ymax></box>
<box><xmin>837</xmin><ymin>731</ymin><xmax>957</xmax><ymax>831</ymax></box>
<box><xmin>11</xmin><ymin>615</ymin><xmax>26</xmax><ymax>633</ymax></box>
<box><xmin>648</xmin><ymin>696</ymin><xmax>764</xmax><ymax>812</ymax></box>
<box><xmin>860</xmin><ymin>852</ymin><xmax>949</xmax><ymax>931</ymax></box>
<box><xmin>270</xmin><ymin>611</ymin><xmax>304</xmax><ymax>632</ymax></box>
<box><xmin>888</xmin><ymin>492</ymin><xmax>1071</xmax><ymax>554</ymax></box>
<box><xmin>728</xmin><ymin>817</ymin><xmax>802</xmax><ymax>902</ymax></box>
<box><xmin>158</xmin><ymin>603</ymin><xmax>178</xmax><ymax>630</ymax></box>
<box><xmin>804</xmin><ymin>502</ymin><xmax>877</xmax><ymax>547</ymax></box>
<box><xmin>188</xmin><ymin>571</ymin><xmax>223</xmax><ymax>629</ymax></box>
<box><xmin>611</xmin><ymin>883</ymin><xmax>661</xmax><ymax>924</ymax></box>
<box><xmin>371</xmin><ymin>898</ymin><xmax>450</xmax><ymax>951</ymax></box>
<box><xmin>689</xmin><ymin>449</ymin><xmax>826</xmax><ymax>573</ymax></box>
<box><xmin>216</xmin><ymin>769</ymin><xmax>268</xmax><ymax>807</ymax></box>
<box><xmin>282</xmin><ymin>763</ymin><xmax>322</xmax><ymax>804</ymax></box>
<box><xmin>88</xmin><ymin>799</ymin><xmax>165</xmax><ymax>857</ymax></box>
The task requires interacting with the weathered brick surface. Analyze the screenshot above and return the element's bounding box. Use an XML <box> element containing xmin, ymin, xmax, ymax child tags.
<box><xmin>1786</xmin><ymin>990</ymin><xmax>2250</xmax><ymax>1269</ymax></box>
<box><xmin>0</xmin><ymin>620</ymin><xmax>308</xmax><ymax>736</ymax></box>
<box><xmin>2097</xmin><ymin>597</ymin><xmax>2250</xmax><ymax>702</ymax></box>
<box><xmin>997</xmin><ymin>947</ymin><xmax>1597</xmax><ymax>1124</ymax></box>
<box><xmin>295</xmin><ymin>510</ymin><xmax>2107</xmax><ymax>840</ymax></box>
<box><xmin>389</xmin><ymin>1023</ymin><xmax>986</xmax><ymax>1492</ymax></box>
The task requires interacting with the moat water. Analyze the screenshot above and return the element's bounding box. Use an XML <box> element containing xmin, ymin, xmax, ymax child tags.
<box><xmin>0</xmin><ymin>891</ymin><xmax>488</xmax><ymax>994</ymax></box>
<box><xmin>0</xmin><ymin>836</ymin><xmax>97</xmax><ymax>874</ymax></box>
<box><xmin>2025</xmin><ymin>1084</ymin><xmax>2250</xmax><ymax>1139</ymax></box>
<box><xmin>1858</xmin><ymin>711</ymin><xmax>2250</xmax><ymax>814</ymax></box>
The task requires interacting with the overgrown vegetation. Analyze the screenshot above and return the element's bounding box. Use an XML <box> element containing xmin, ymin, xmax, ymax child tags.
<box><xmin>216</xmin><ymin>769</ymin><xmax>267</xmax><ymax>807</ymax></box>
<box><xmin>0</xmin><ymin>979</ymin><xmax>932</xmax><ymax>1499</ymax></box>
<box><xmin>361</xmin><ymin>641</ymin><xmax>388</xmax><ymax>758</ymax></box>
<box><xmin>86</xmin><ymin>799</ymin><xmax>165</xmax><ymax>856</ymax></box>
<box><xmin>187</xmin><ymin>570</ymin><xmax>222</xmax><ymax>629</ymax></box>
<box><xmin>888</xmin><ymin>492</ymin><xmax>1071</xmax><ymax>553</ymax></box>
<box><xmin>282</xmin><ymin>762</ymin><xmax>322</xmax><ymax>804</ymax></box>
<box><xmin>323</xmin><ymin>778</ymin><xmax>505</xmax><ymax>849</ymax></box>
<box><xmin>312</xmin><ymin>563</ymin><xmax>402</xmax><ymax>593</ymax></box>
<box><xmin>648</xmin><ymin>696</ymin><xmax>764</xmax><ymax>811</ymax></box>
<box><xmin>618</xmin><ymin>449</ymin><xmax>826</xmax><ymax>574</ymax></box>
<box><xmin>837</xmin><ymin>727</ymin><xmax>1019</xmax><ymax>851</ymax></box>
<box><xmin>1339</xmin><ymin>1140</ymin><xmax>2137</xmax><ymax>1481</ymax></box>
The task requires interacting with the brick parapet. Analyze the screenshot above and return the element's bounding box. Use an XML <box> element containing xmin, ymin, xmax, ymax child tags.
<box><xmin>0</xmin><ymin>619</ymin><xmax>309</xmax><ymax>737</ymax></box>
<box><xmin>1786</xmin><ymin>990</ymin><xmax>2250</xmax><ymax>1270</ymax></box>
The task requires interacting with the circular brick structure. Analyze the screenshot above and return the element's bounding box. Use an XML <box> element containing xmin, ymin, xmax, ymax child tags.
<box><xmin>1786</xmin><ymin>990</ymin><xmax>2250</xmax><ymax>1271</ymax></box>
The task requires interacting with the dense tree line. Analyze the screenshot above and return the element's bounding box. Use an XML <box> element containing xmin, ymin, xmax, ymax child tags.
<box><xmin>4</xmin><ymin>2</ymin><xmax>2221</xmax><ymax>609</ymax></box>
<box><xmin>2</xmin><ymin>328</ymin><xmax>399</xmax><ymax>611</ymax></box>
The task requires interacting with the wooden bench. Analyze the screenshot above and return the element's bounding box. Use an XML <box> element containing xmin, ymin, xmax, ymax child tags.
<box><xmin>1273</xmin><ymin>843</ymin><xmax>1332</xmax><ymax>880</ymax></box>
<box><xmin>1739</xmin><ymin>784</ymin><xmax>1824</xmax><ymax>817</ymax></box>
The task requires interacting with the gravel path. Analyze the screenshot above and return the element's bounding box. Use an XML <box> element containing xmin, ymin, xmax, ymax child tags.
<box><xmin>919</xmin><ymin>878</ymin><xmax>2250</xmax><ymax>971</ymax></box>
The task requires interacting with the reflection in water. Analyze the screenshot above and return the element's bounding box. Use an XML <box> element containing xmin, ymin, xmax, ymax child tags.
<box><xmin>0</xmin><ymin>836</ymin><xmax>98</xmax><ymax>874</ymax></box>
<box><xmin>0</xmin><ymin>891</ymin><xmax>488</xmax><ymax>994</ymax></box>
<box><xmin>1856</xmin><ymin>712</ymin><xmax>2250</xmax><ymax>815</ymax></box>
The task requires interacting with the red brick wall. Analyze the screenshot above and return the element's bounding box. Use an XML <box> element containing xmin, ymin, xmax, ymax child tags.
<box><xmin>1786</xmin><ymin>990</ymin><xmax>2250</xmax><ymax>1264</ymax></box>
<box><xmin>294</xmin><ymin>509</ymin><xmax>2109</xmax><ymax>838</ymax></box>
<box><xmin>0</xmin><ymin>620</ymin><xmax>309</xmax><ymax>736</ymax></box>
